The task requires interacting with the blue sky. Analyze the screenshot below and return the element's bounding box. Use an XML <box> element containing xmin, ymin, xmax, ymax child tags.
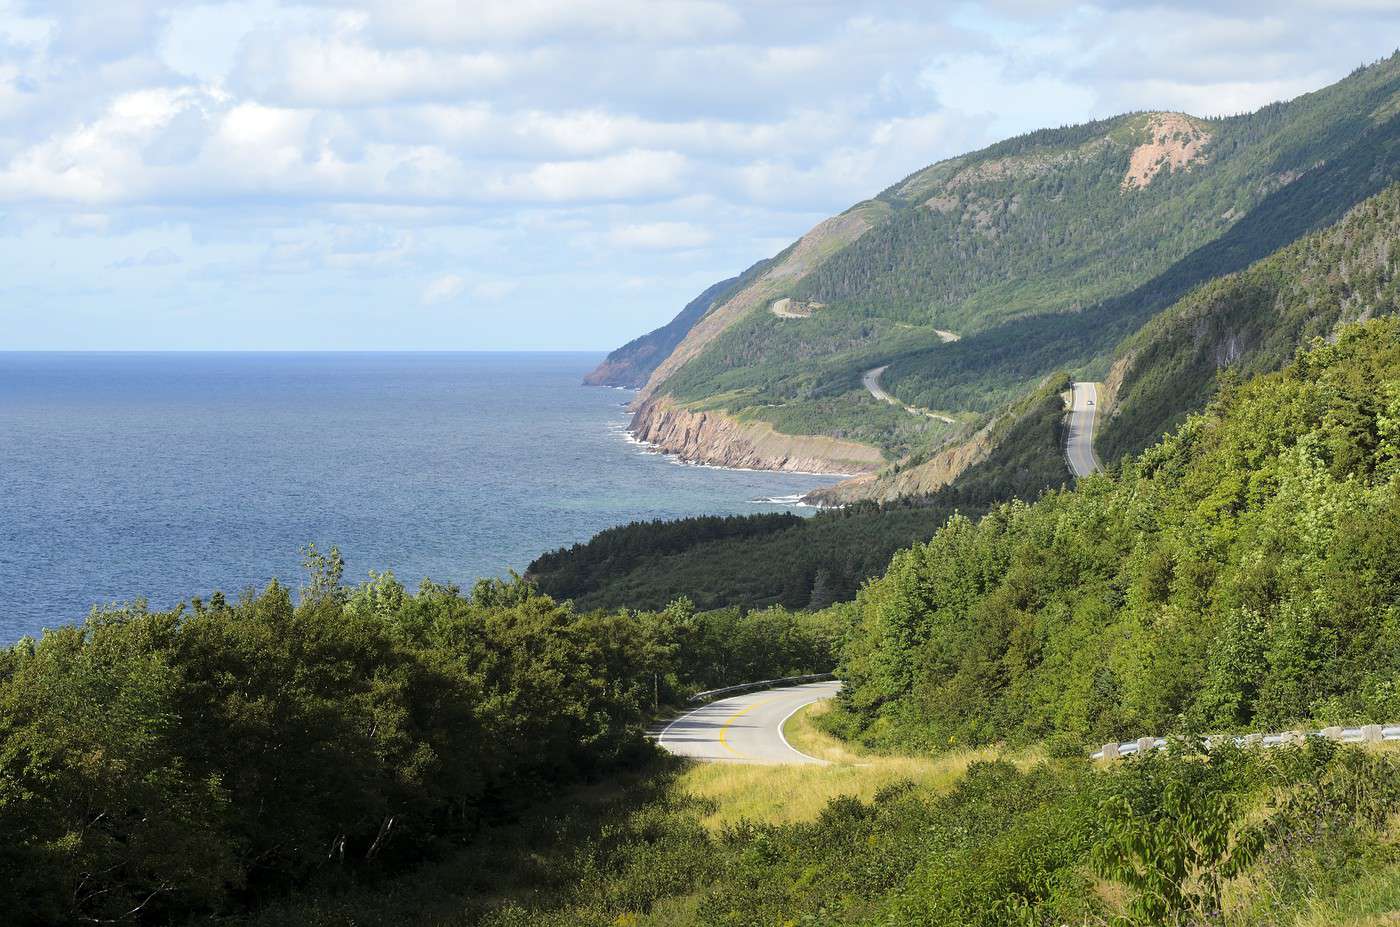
<box><xmin>2</xmin><ymin>1</ymin><xmax>1398</xmax><ymax>350</ymax></box>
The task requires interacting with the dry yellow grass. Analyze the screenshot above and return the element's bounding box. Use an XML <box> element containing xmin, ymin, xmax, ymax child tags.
<box><xmin>674</xmin><ymin>698</ymin><xmax>1043</xmax><ymax>831</ymax></box>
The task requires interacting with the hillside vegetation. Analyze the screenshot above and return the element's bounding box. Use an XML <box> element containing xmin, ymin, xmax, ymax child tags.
<box><xmin>0</xmin><ymin>563</ymin><xmax>836</xmax><ymax>925</ymax></box>
<box><xmin>1101</xmin><ymin>180</ymin><xmax>1400</xmax><ymax>461</ymax></box>
<box><xmin>610</xmin><ymin>54</ymin><xmax>1400</xmax><ymax>470</ymax></box>
<box><xmin>833</xmin><ymin>320</ymin><xmax>1400</xmax><ymax>751</ymax></box>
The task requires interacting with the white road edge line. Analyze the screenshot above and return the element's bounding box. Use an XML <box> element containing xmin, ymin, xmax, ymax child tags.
<box><xmin>776</xmin><ymin>690</ymin><xmax>834</xmax><ymax>766</ymax></box>
<box><xmin>655</xmin><ymin>698</ymin><xmax>713</xmax><ymax>751</ymax></box>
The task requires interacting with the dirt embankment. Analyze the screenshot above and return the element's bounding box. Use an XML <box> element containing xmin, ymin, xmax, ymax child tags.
<box><xmin>802</xmin><ymin>420</ymin><xmax>997</xmax><ymax>506</ymax></box>
<box><xmin>629</xmin><ymin>396</ymin><xmax>885</xmax><ymax>475</ymax></box>
<box><xmin>1122</xmin><ymin>113</ymin><xmax>1211</xmax><ymax>189</ymax></box>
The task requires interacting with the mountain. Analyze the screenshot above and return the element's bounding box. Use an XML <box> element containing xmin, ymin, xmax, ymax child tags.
<box><xmin>583</xmin><ymin>273</ymin><xmax>745</xmax><ymax>388</ymax></box>
<box><xmin>837</xmin><ymin>316</ymin><xmax>1400</xmax><ymax>749</ymax></box>
<box><xmin>600</xmin><ymin>53</ymin><xmax>1400</xmax><ymax>481</ymax></box>
<box><xmin>1099</xmin><ymin>181</ymin><xmax>1400</xmax><ymax>461</ymax></box>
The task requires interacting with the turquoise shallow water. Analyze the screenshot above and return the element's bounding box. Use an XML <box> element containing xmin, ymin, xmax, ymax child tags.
<box><xmin>0</xmin><ymin>352</ymin><xmax>839</xmax><ymax>640</ymax></box>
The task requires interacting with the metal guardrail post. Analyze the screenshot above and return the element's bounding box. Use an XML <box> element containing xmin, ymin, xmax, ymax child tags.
<box><xmin>1094</xmin><ymin>720</ymin><xmax>1399</xmax><ymax>759</ymax></box>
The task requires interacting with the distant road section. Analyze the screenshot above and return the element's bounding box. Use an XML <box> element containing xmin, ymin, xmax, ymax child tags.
<box><xmin>862</xmin><ymin>365</ymin><xmax>898</xmax><ymax>404</ymax></box>
<box><xmin>862</xmin><ymin>365</ymin><xmax>956</xmax><ymax>424</ymax></box>
<box><xmin>657</xmin><ymin>681</ymin><xmax>841</xmax><ymax>765</ymax></box>
<box><xmin>1066</xmin><ymin>381</ymin><xmax>1103</xmax><ymax>477</ymax></box>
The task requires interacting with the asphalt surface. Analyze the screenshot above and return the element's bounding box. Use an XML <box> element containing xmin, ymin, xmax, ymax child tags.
<box><xmin>657</xmin><ymin>681</ymin><xmax>842</xmax><ymax>765</ymax></box>
<box><xmin>1066</xmin><ymin>381</ymin><xmax>1103</xmax><ymax>477</ymax></box>
<box><xmin>862</xmin><ymin>365</ymin><xmax>897</xmax><ymax>404</ymax></box>
<box><xmin>862</xmin><ymin>366</ymin><xmax>956</xmax><ymax>424</ymax></box>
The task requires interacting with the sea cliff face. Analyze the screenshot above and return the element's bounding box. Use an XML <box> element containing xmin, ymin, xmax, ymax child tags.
<box><xmin>629</xmin><ymin>396</ymin><xmax>884</xmax><ymax>475</ymax></box>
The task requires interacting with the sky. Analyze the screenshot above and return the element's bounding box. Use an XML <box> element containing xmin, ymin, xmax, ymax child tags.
<box><xmin>1</xmin><ymin>1</ymin><xmax>1398</xmax><ymax>350</ymax></box>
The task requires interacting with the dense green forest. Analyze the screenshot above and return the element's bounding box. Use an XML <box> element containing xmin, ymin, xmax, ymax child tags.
<box><xmin>833</xmin><ymin>319</ymin><xmax>1400</xmax><ymax>751</ymax></box>
<box><xmin>0</xmin><ymin>559</ymin><xmax>836</xmax><ymax>925</ymax></box>
<box><xmin>1100</xmin><ymin>180</ymin><xmax>1400</xmax><ymax>462</ymax></box>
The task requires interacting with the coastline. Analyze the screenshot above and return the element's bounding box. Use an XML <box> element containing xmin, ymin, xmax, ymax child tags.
<box><xmin>625</xmin><ymin>394</ymin><xmax>885</xmax><ymax>477</ymax></box>
<box><xmin>608</xmin><ymin>418</ymin><xmax>856</xmax><ymax>479</ymax></box>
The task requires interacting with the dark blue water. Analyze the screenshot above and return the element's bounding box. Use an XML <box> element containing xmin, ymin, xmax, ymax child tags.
<box><xmin>0</xmin><ymin>353</ymin><xmax>839</xmax><ymax>639</ymax></box>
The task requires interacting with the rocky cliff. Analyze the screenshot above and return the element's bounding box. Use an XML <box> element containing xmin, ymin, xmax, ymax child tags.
<box><xmin>629</xmin><ymin>396</ymin><xmax>885</xmax><ymax>475</ymax></box>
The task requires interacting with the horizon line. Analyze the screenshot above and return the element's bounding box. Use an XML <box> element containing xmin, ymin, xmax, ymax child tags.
<box><xmin>0</xmin><ymin>348</ymin><xmax>614</xmax><ymax>354</ymax></box>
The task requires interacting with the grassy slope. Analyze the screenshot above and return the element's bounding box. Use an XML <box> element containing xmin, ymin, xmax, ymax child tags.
<box><xmin>230</xmin><ymin>711</ymin><xmax>1400</xmax><ymax>927</ymax></box>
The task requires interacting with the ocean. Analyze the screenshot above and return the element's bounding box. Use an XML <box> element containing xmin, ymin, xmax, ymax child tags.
<box><xmin>0</xmin><ymin>352</ymin><xmax>841</xmax><ymax>641</ymax></box>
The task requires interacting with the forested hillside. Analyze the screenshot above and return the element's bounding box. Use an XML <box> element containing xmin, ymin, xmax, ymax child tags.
<box><xmin>614</xmin><ymin>53</ymin><xmax>1400</xmax><ymax>475</ymax></box>
<box><xmin>1101</xmin><ymin>180</ymin><xmax>1400</xmax><ymax>461</ymax></box>
<box><xmin>832</xmin><ymin>319</ymin><xmax>1400</xmax><ymax>751</ymax></box>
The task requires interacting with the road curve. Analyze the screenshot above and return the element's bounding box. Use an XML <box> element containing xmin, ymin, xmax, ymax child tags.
<box><xmin>1066</xmin><ymin>381</ymin><xmax>1103</xmax><ymax>477</ymax></box>
<box><xmin>862</xmin><ymin>366</ymin><xmax>956</xmax><ymax>424</ymax></box>
<box><xmin>862</xmin><ymin>365</ymin><xmax>897</xmax><ymax>404</ymax></box>
<box><xmin>657</xmin><ymin>681</ymin><xmax>841</xmax><ymax>765</ymax></box>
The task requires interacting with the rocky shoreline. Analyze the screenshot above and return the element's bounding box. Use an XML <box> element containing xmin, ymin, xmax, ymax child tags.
<box><xmin>628</xmin><ymin>395</ymin><xmax>884</xmax><ymax>477</ymax></box>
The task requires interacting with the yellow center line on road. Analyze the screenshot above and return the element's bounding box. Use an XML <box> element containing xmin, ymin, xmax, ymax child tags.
<box><xmin>718</xmin><ymin>694</ymin><xmax>784</xmax><ymax>757</ymax></box>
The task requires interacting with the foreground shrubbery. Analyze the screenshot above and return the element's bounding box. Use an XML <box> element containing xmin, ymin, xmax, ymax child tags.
<box><xmin>836</xmin><ymin>320</ymin><xmax>1400</xmax><ymax>751</ymax></box>
<box><xmin>0</xmin><ymin>565</ymin><xmax>836</xmax><ymax>925</ymax></box>
<box><xmin>238</xmin><ymin>739</ymin><xmax>1400</xmax><ymax>926</ymax></box>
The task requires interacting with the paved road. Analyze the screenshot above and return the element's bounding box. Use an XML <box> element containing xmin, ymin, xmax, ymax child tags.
<box><xmin>862</xmin><ymin>366</ymin><xmax>956</xmax><ymax>424</ymax></box>
<box><xmin>657</xmin><ymin>681</ymin><xmax>841</xmax><ymax>765</ymax></box>
<box><xmin>862</xmin><ymin>365</ymin><xmax>897</xmax><ymax>404</ymax></box>
<box><xmin>1066</xmin><ymin>381</ymin><xmax>1103</xmax><ymax>477</ymax></box>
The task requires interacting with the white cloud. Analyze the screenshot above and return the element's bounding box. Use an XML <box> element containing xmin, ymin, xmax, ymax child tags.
<box><xmin>233</xmin><ymin>31</ymin><xmax>514</xmax><ymax>106</ymax></box>
<box><xmin>4</xmin><ymin>1</ymin><xmax>1400</xmax><ymax>348</ymax></box>
<box><xmin>364</xmin><ymin>0</ymin><xmax>743</xmax><ymax>45</ymax></box>
<box><xmin>109</xmin><ymin>246</ymin><xmax>182</xmax><ymax>269</ymax></box>
<box><xmin>489</xmin><ymin>149</ymin><xmax>690</xmax><ymax>202</ymax></box>
<box><xmin>607</xmin><ymin>221</ymin><xmax>711</xmax><ymax>250</ymax></box>
<box><xmin>422</xmin><ymin>272</ymin><xmax>465</xmax><ymax>304</ymax></box>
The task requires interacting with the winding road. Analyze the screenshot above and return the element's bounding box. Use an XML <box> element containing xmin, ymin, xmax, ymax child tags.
<box><xmin>1066</xmin><ymin>381</ymin><xmax>1103</xmax><ymax>477</ymax></box>
<box><xmin>862</xmin><ymin>366</ymin><xmax>956</xmax><ymax>424</ymax></box>
<box><xmin>656</xmin><ymin>681</ymin><xmax>841</xmax><ymax>765</ymax></box>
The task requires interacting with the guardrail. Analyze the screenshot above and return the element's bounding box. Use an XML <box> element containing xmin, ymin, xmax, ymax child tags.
<box><xmin>1093</xmin><ymin>722</ymin><xmax>1400</xmax><ymax>760</ymax></box>
<box><xmin>687</xmin><ymin>673</ymin><xmax>836</xmax><ymax>704</ymax></box>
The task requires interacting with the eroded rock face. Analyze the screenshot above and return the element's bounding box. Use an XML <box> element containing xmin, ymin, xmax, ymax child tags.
<box><xmin>1122</xmin><ymin>113</ymin><xmax>1212</xmax><ymax>190</ymax></box>
<box><xmin>628</xmin><ymin>396</ymin><xmax>884</xmax><ymax>475</ymax></box>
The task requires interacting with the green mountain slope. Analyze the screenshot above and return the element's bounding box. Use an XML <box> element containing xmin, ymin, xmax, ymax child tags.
<box><xmin>582</xmin><ymin>273</ymin><xmax>745</xmax><ymax>387</ymax></box>
<box><xmin>836</xmin><ymin>318</ymin><xmax>1400</xmax><ymax>751</ymax></box>
<box><xmin>1100</xmin><ymin>181</ymin><xmax>1400</xmax><ymax>461</ymax></box>
<box><xmin>551</xmin><ymin>176</ymin><xmax>1400</xmax><ymax>611</ymax></box>
<box><xmin>615</xmin><ymin>53</ymin><xmax>1400</xmax><ymax>470</ymax></box>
